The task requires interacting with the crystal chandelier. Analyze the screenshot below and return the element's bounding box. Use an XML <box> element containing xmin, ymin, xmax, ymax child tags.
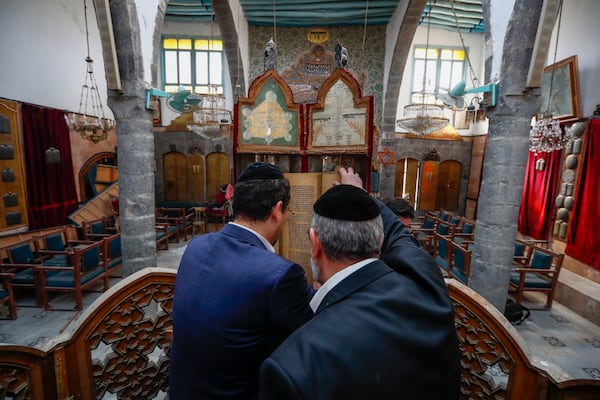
<box><xmin>64</xmin><ymin>0</ymin><xmax>114</xmax><ymax>144</ymax></box>
<box><xmin>529</xmin><ymin>0</ymin><xmax>568</xmax><ymax>154</ymax></box>
<box><xmin>397</xmin><ymin>100</ymin><xmax>449</xmax><ymax>136</ymax></box>
<box><xmin>186</xmin><ymin>85</ymin><xmax>233</xmax><ymax>141</ymax></box>
<box><xmin>529</xmin><ymin>115</ymin><xmax>570</xmax><ymax>154</ymax></box>
<box><xmin>396</xmin><ymin>0</ymin><xmax>449</xmax><ymax>136</ymax></box>
<box><xmin>186</xmin><ymin>14</ymin><xmax>232</xmax><ymax>141</ymax></box>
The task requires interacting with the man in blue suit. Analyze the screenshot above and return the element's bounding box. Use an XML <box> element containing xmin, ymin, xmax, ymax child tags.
<box><xmin>169</xmin><ymin>162</ymin><xmax>316</xmax><ymax>399</ymax></box>
<box><xmin>259</xmin><ymin>183</ymin><xmax>461</xmax><ymax>399</ymax></box>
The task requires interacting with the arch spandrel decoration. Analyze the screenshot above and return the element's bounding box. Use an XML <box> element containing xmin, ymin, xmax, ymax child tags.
<box><xmin>236</xmin><ymin>70</ymin><xmax>303</xmax><ymax>154</ymax></box>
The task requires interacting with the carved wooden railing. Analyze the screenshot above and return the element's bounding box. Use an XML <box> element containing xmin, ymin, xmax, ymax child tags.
<box><xmin>0</xmin><ymin>267</ymin><xmax>174</xmax><ymax>400</ymax></box>
<box><xmin>1</xmin><ymin>270</ymin><xmax>599</xmax><ymax>399</ymax></box>
<box><xmin>446</xmin><ymin>279</ymin><xmax>600</xmax><ymax>400</ymax></box>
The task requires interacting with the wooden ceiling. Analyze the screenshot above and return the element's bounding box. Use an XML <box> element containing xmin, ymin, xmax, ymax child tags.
<box><xmin>165</xmin><ymin>0</ymin><xmax>484</xmax><ymax>32</ymax></box>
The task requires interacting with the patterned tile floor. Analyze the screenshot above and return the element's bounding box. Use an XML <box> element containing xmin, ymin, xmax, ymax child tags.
<box><xmin>513</xmin><ymin>292</ymin><xmax>600</xmax><ymax>383</ymax></box>
<box><xmin>1</xmin><ymin>240</ymin><xmax>599</xmax><ymax>386</ymax></box>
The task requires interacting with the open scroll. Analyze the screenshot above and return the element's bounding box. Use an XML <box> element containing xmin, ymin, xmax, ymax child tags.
<box><xmin>278</xmin><ymin>171</ymin><xmax>338</xmax><ymax>282</ymax></box>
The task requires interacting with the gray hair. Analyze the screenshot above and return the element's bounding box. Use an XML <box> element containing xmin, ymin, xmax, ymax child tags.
<box><xmin>311</xmin><ymin>213</ymin><xmax>383</xmax><ymax>262</ymax></box>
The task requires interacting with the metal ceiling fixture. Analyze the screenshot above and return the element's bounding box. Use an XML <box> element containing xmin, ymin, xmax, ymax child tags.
<box><xmin>64</xmin><ymin>0</ymin><xmax>114</xmax><ymax>143</ymax></box>
<box><xmin>396</xmin><ymin>0</ymin><xmax>449</xmax><ymax>136</ymax></box>
<box><xmin>529</xmin><ymin>0</ymin><xmax>572</xmax><ymax>154</ymax></box>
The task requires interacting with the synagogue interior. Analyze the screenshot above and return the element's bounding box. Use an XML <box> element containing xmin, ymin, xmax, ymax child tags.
<box><xmin>1</xmin><ymin>0</ymin><xmax>600</xmax><ymax>398</ymax></box>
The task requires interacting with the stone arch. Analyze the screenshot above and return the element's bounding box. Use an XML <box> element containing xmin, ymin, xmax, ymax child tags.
<box><xmin>381</xmin><ymin>0</ymin><xmax>427</xmax><ymax>135</ymax></box>
<box><xmin>213</xmin><ymin>1</ymin><xmax>247</xmax><ymax>98</ymax></box>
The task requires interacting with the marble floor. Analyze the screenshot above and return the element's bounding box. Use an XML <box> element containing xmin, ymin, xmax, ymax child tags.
<box><xmin>1</xmin><ymin>240</ymin><xmax>599</xmax><ymax>386</ymax></box>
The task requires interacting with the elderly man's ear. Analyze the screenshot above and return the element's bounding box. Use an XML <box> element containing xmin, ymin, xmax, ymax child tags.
<box><xmin>308</xmin><ymin>228</ymin><xmax>320</xmax><ymax>257</ymax></box>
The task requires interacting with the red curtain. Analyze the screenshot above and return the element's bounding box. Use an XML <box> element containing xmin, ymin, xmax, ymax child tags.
<box><xmin>21</xmin><ymin>104</ymin><xmax>78</xmax><ymax>229</ymax></box>
<box><xmin>566</xmin><ymin>120</ymin><xmax>600</xmax><ymax>269</ymax></box>
<box><xmin>518</xmin><ymin>149</ymin><xmax>561</xmax><ymax>239</ymax></box>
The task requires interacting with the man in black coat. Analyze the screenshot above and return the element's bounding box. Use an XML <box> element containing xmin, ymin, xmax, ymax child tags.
<box><xmin>259</xmin><ymin>181</ymin><xmax>460</xmax><ymax>400</ymax></box>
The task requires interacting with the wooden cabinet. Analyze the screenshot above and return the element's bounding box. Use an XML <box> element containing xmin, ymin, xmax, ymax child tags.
<box><xmin>234</xmin><ymin>68</ymin><xmax>374</xmax><ymax>188</ymax></box>
<box><xmin>0</xmin><ymin>99</ymin><xmax>28</xmax><ymax>232</ymax></box>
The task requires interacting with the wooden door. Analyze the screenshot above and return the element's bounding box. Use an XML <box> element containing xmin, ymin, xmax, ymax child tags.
<box><xmin>206</xmin><ymin>152</ymin><xmax>230</xmax><ymax>201</ymax></box>
<box><xmin>163</xmin><ymin>152</ymin><xmax>188</xmax><ymax>201</ymax></box>
<box><xmin>419</xmin><ymin>160</ymin><xmax>439</xmax><ymax>211</ymax></box>
<box><xmin>437</xmin><ymin>160</ymin><xmax>461</xmax><ymax>211</ymax></box>
<box><xmin>394</xmin><ymin>158</ymin><xmax>419</xmax><ymax>203</ymax></box>
<box><xmin>187</xmin><ymin>154</ymin><xmax>206</xmax><ymax>202</ymax></box>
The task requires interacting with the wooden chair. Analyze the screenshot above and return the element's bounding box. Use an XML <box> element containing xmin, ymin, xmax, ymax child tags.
<box><xmin>449</xmin><ymin>240</ymin><xmax>472</xmax><ymax>285</ymax></box>
<box><xmin>0</xmin><ymin>272</ymin><xmax>16</xmax><ymax>319</ymax></box>
<box><xmin>37</xmin><ymin>240</ymin><xmax>109</xmax><ymax>311</ymax></box>
<box><xmin>82</xmin><ymin>217</ymin><xmax>118</xmax><ymax>241</ymax></box>
<box><xmin>411</xmin><ymin>213</ymin><xmax>438</xmax><ymax>251</ymax></box>
<box><xmin>432</xmin><ymin>231</ymin><xmax>452</xmax><ymax>276</ymax></box>
<box><xmin>510</xmin><ymin>242</ymin><xmax>564</xmax><ymax>309</ymax></box>
<box><xmin>451</xmin><ymin>216</ymin><xmax>476</xmax><ymax>246</ymax></box>
<box><xmin>192</xmin><ymin>206</ymin><xmax>207</xmax><ymax>236</ymax></box>
<box><xmin>447</xmin><ymin>213</ymin><xmax>462</xmax><ymax>227</ymax></box>
<box><xmin>155</xmin><ymin>207</ymin><xmax>194</xmax><ymax>241</ymax></box>
<box><xmin>438</xmin><ymin>209</ymin><xmax>453</xmax><ymax>222</ymax></box>
<box><xmin>103</xmin><ymin>234</ymin><xmax>122</xmax><ymax>276</ymax></box>
<box><xmin>34</xmin><ymin>227</ymin><xmax>93</xmax><ymax>267</ymax></box>
<box><xmin>0</xmin><ymin>239</ymin><xmax>46</xmax><ymax>306</ymax></box>
<box><xmin>156</xmin><ymin>223</ymin><xmax>178</xmax><ymax>250</ymax></box>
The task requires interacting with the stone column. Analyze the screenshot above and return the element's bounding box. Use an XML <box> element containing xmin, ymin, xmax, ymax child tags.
<box><xmin>107</xmin><ymin>0</ymin><xmax>157</xmax><ymax>275</ymax></box>
<box><xmin>469</xmin><ymin>0</ymin><xmax>544</xmax><ymax>310</ymax></box>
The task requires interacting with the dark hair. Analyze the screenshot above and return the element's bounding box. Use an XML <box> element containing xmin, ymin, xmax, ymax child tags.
<box><xmin>385</xmin><ymin>198</ymin><xmax>415</xmax><ymax>219</ymax></box>
<box><xmin>232</xmin><ymin>178</ymin><xmax>291</xmax><ymax>221</ymax></box>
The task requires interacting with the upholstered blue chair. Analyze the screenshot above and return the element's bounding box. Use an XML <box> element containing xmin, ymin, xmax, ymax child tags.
<box><xmin>156</xmin><ymin>207</ymin><xmax>194</xmax><ymax>241</ymax></box>
<box><xmin>82</xmin><ymin>217</ymin><xmax>118</xmax><ymax>241</ymax></box>
<box><xmin>155</xmin><ymin>223</ymin><xmax>178</xmax><ymax>250</ymax></box>
<box><xmin>510</xmin><ymin>244</ymin><xmax>564</xmax><ymax>309</ymax></box>
<box><xmin>411</xmin><ymin>213</ymin><xmax>439</xmax><ymax>252</ymax></box>
<box><xmin>433</xmin><ymin>232</ymin><xmax>452</xmax><ymax>275</ymax></box>
<box><xmin>3</xmin><ymin>240</ymin><xmax>45</xmax><ymax>306</ymax></box>
<box><xmin>449</xmin><ymin>241</ymin><xmax>472</xmax><ymax>285</ymax></box>
<box><xmin>38</xmin><ymin>240</ymin><xmax>108</xmax><ymax>310</ymax></box>
<box><xmin>103</xmin><ymin>234</ymin><xmax>122</xmax><ymax>275</ymax></box>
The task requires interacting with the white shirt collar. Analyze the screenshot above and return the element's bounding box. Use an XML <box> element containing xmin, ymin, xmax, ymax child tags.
<box><xmin>229</xmin><ymin>222</ymin><xmax>275</xmax><ymax>253</ymax></box>
<box><xmin>309</xmin><ymin>258</ymin><xmax>378</xmax><ymax>312</ymax></box>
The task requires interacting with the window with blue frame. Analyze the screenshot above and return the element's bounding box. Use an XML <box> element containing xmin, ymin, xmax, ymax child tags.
<box><xmin>162</xmin><ymin>37</ymin><xmax>224</xmax><ymax>95</ymax></box>
<box><xmin>411</xmin><ymin>46</ymin><xmax>466</xmax><ymax>103</ymax></box>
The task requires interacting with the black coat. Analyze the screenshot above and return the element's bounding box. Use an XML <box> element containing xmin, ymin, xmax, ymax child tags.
<box><xmin>259</xmin><ymin>201</ymin><xmax>461</xmax><ymax>400</ymax></box>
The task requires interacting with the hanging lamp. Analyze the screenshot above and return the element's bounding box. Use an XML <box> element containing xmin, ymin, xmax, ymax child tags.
<box><xmin>186</xmin><ymin>13</ymin><xmax>232</xmax><ymax>141</ymax></box>
<box><xmin>396</xmin><ymin>0</ymin><xmax>449</xmax><ymax>136</ymax></box>
<box><xmin>529</xmin><ymin>0</ymin><xmax>572</xmax><ymax>154</ymax></box>
<box><xmin>64</xmin><ymin>0</ymin><xmax>114</xmax><ymax>143</ymax></box>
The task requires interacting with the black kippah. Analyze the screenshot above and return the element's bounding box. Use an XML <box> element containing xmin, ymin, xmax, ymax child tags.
<box><xmin>314</xmin><ymin>185</ymin><xmax>380</xmax><ymax>221</ymax></box>
<box><xmin>238</xmin><ymin>162</ymin><xmax>284</xmax><ymax>182</ymax></box>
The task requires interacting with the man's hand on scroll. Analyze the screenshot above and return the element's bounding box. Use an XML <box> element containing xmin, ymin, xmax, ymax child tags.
<box><xmin>335</xmin><ymin>167</ymin><xmax>365</xmax><ymax>190</ymax></box>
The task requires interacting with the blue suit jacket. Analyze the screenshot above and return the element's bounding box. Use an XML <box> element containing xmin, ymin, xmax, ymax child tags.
<box><xmin>169</xmin><ymin>223</ymin><xmax>315</xmax><ymax>399</ymax></box>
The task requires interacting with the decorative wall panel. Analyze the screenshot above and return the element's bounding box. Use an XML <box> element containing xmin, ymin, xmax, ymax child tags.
<box><xmin>0</xmin><ymin>99</ymin><xmax>28</xmax><ymax>232</ymax></box>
